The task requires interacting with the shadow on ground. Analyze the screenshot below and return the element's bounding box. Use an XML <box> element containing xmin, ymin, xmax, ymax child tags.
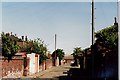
<box><xmin>55</xmin><ymin>68</ymin><xmax>91</xmax><ymax>80</ymax></box>
<box><xmin>56</xmin><ymin>67</ymin><xmax>118</xmax><ymax>80</ymax></box>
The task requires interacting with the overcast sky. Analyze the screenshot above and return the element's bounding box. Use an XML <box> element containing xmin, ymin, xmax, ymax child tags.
<box><xmin>1</xmin><ymin>1</ymin><xmax>118</xmax><ymax>55</ymax></box>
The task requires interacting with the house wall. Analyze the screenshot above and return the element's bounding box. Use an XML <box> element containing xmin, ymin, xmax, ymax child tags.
<box><xmin>61</xmin><ymin>60</ymin><xmax>65</xmax><ymax>65</ymax></box>
<box><xmin>0</xmin><ymin>58</ymin><xmax>24</xmax><ymax>78</ymax></box>
<box><xmin>65</xmin><ymin>59</ymin><xmax>74</xmax><ymax>64</ymax></box>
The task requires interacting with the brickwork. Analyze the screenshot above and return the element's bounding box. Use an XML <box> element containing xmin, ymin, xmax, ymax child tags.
<box><xmin>0</xmin><ymin>58</ymin><xmax>24</xmax><ymax>77</ymax></box>
<box><xmin>45</xmin><ymin>59</ymin><xmax>52</xmax><ymax>69</ymax></box>
<box><xmin>1</xmin><ymin>57</ymin><xmax>54</xmax><ymax>78</ymax></box>
<box><xmin>39</xmin><ymin>59</ymin><xmax>53</xmax><ymax>71</ymax></box>
<box><xmin>41</xmin><ymin>61</ymin><xmax>45</xmax><ymax>71</ymax></box>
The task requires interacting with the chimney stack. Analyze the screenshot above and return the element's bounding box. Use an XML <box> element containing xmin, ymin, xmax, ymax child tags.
<box><xmin>25</xmin><ymin>36</ymin><xmax>28</xmax><ymax>41</ymax></box>
<box><xmin>114</xmin><ymin>17</ymin><xmax>118</xmax><ymax>25</ymax></box>
<box><xmin>6</xmin><ymin>32</ymin><xmax>10</xmax><ymax>36</ymax></box>
<box><xmin>22</xmin><ymin>36</ymin><xmax>24</xmax><ymax>41</ymax></box>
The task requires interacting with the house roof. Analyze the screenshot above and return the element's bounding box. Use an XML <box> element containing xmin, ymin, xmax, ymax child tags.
<box><xmin>63</xmin><ymin>55</ymin><xmax>74</xmax><ymax>60</ymax></box>
<box><xmin>9</xmin><ymin>35</ymin><xmax>19</xmax><ymax>41</ymax></box>
<box><xmin>15</xmin><ymin>52</ymin><xmax>26</xmax><ymax>56</ymax></box>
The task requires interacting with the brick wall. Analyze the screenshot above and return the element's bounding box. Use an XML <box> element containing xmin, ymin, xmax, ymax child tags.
<box><xmin>42</xmin><ymin>61</ymin><xmax>45</xmax><ymax>71</ymax></box>
<box><xmin>39</xmin><ymin>61</ymin><xmax>45</xmax><ymax>71</ymax></box>
<box><xmin>45</xmin><ymin>59</ymin><xmax>52</xmax><ymax>70</ymax></box>
<box><xmin>0</xmin><ymin>58</ymin><xmax>24</xmax><ymax>77</ymax></box>
<box><xmin>39</xmin><ymin>59</ymin><xmax>53</xmax><ymax>71</ymax></box>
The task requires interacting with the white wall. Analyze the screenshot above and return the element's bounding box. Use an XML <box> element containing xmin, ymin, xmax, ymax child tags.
<box><xmin>27</xmin><ymin>53</ymin><xmax>36</xmax><ymax>75</ymax></box>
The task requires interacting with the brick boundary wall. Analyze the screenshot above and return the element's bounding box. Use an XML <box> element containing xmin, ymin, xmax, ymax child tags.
<box><xmin>42</xmin><ymin>61</ymin><xmax>45</xmax><ymax>71</ymax></box>
<box><xmin>45</xmin><ymin>59</ymin><xmax>52</xmax><ymax>70</ymax></box>
<box><xmin>39</xmin><ymin>59</ymin><xmax>53</xmax><ymax>71</ymax></box>
<box><xmin>0</xmin><ymin>58</ymin><xmax>24</xmax><ymax>78</ymax></box>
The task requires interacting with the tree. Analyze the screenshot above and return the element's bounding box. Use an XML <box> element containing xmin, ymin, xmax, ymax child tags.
<box><xmin>2</xmin><ymin>32</ymin><xmax>20</xmax><ymax>61</ymax></box>
<box><xmin>72</xmin><ymin>47</ymin><xmax>83</xmax><ymax>57</ymax></box>
<box><xmin>52</xmin><ymin>49</ymin><xmax>65</xmax><ymax>65</ymax></box>
<box><xmin>93</xmin><ymin>23</ymin><xmax>118</xmax><ymax>78</ymax></box>
<box><xmin>25</xmin><ymin>38</ymin><xmax>48</xmax><ymax>64</ymax></box>
<box><xmin>76</xmin><ymin>21</ymin><xmax>119</xmax><ymax>78</ymax></box>
<box><xmin>95</xmin><ymin>24</ymin><xmax>118</xmax><ymax>48</ymax></box>
<box><xmin>71</xmin><ymin>47</ymin><xmax>83</xmax><ymax>66</ymax></box>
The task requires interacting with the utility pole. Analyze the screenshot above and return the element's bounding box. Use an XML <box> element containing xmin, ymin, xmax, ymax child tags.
<box><xmin>92</xmin><ymin>0</ymin><xmax>95</xmax><ymax>45</ymax></box>
<box><xmin>92</xmin><ymin>0</ymin><xmax>95</xmax><ymax>79</ymax></box>
<box><xmin>55</xmin><ymin>34</ymin><xmax>57</xmax><ymax>66</ymax></box>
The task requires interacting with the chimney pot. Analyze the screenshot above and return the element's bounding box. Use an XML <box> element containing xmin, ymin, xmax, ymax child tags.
<box><xmin>22</xmin><ymin>36</ymin><xmax>24</xmax><ymax>41</ymax></box>
<box><xmin>114</xmin><ymin>17</ymin><xmax>118</xmax><ymax>25</ymax></box>
<box><xmin>25</xmin><ymin>36</ymin><xmax>28</xmax><ymax>41</ymax></box>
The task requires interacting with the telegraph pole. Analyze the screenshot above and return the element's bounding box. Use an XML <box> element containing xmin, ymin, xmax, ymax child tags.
<box><xmin>92</xmin><ymin>0</ymin><xmax>95</xmax><ymax>79</ymax></box>
<box><xmin>92</xmin><ymin>0</ymin><xmax>95</xmax><ymax>45</ymax></box>
<box><xmin>55</xmin><ymin>34</ymin><xmax>57</xmax><ymax>66</ymax></box>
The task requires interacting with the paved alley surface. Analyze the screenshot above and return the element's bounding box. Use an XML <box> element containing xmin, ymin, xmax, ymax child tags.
<box><xmin>22</xmin><ymin>63</ymin><xmax>75</xmax><ymax>80</ymax></box>
<box><xmin>28</xmin><ymin>65</ymin><xmax>70</xmax><ymax>78</ymax></box>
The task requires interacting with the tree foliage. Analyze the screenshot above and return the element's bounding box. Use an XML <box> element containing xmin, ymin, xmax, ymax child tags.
<box><xmin>72</xmin><ymin>47</ymin><xmax>83</xmax><ymax>57</ymax></box>
<box><xmin>52</xmin><ymin>49</ymin><xmax>65</xmax><ymax>61</ymax></box>
<box><xmin>25</xmin><ymin>38</ymin><xmax>47</xmax><ymax>54</ymax></box>
<box><xmin>2</xmin><ymin>33</ymin><xmax>20</xmax><ymax>60</ymax></box>
<box><xmin>95</xmin><ymin>24</ymin><xmax>118</xmax><ymax>48</ymax></box>
<box><xmin>80</xmin><ymin>23</ymin><xmax>119</xmax><ymax>78</ymax></box>
<box><xmin>71</xmin><ymin>47</ymin><xmax>83</xmax><ymax>66</ymax></box>
<box><xmin>25</xmin><ymin>38</ymin><xmax>48</xmax><ymax>63</ymax></box>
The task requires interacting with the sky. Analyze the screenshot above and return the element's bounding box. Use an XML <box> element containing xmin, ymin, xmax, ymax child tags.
<box><xmin>1</xmin><ymin>1</ymin><xmax>118</xmax><ymax>55</ymax></box>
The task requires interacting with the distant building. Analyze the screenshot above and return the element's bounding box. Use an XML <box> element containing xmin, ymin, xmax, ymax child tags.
<box><xmin>46</xmin><ymin>53</ymin><xmax>52</xmax><ymax>59</ymax></box>
<box><xmin>63</xmin><ymin>55</ymin><xmax>74</xmax><ymax>64</ymax></box>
